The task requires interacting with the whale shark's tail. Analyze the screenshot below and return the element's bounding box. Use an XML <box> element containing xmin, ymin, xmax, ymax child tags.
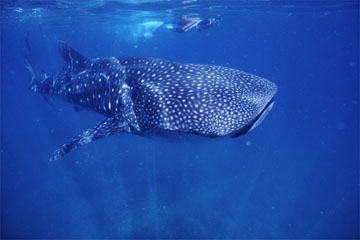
<box><xmin>25</xmin><ymin>36</ymin><xmax>53</xmax><ymax>103</ymax></box>
<box><xmin>25</xmin><ymin>35</ymin><xmax>41</xmax><ymax>90</ymax></box>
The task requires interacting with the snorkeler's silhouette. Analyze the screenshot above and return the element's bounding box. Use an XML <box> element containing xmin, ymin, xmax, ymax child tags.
<box><xmin>164</xmin><ymin>15</ymin><xmax>220</xmax><ymax>33</ymax></box>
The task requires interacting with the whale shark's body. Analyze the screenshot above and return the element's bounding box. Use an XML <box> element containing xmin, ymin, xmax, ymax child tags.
<box><xmin>25</xmin><ymin>40</ymin><xmax>277</xmax><ymax>161</ymax></box>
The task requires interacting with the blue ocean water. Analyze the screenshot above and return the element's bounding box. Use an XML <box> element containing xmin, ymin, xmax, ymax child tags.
<box><xmin>1</xmin><ymin>0</ymin><xmax>359</xmax><ymax>238</ymax></box>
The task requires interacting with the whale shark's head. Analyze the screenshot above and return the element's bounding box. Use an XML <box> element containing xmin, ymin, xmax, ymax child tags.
<box><xmin>232</xmin><ymin>76</ymin><xmax>277</xmax><ymax>137</ymax></box>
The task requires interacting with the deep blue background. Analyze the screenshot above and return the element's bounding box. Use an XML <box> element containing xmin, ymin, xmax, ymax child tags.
<box><xmin>1</xmin><ymin>2</ymin><xmax>359</xmax><ymax>239</ymax></box>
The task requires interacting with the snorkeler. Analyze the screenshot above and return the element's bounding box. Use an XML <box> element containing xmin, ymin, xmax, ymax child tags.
<box><xmin>164</xmin><ymin>15</ymin><xmax>220</xmax><ymax>33</ymax></box>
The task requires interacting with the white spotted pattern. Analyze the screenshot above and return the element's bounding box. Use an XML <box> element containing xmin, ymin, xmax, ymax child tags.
<box><xmin>34</xmin><ymin>49</ymin><xmax>277</xmax><ymax>137</ymax></box>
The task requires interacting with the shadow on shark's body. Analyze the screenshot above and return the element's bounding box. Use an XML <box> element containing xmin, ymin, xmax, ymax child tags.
<box><xmin>25</xmin><ymin>38</ymin><xmax>277</xmax><ymax>161</ymax></box>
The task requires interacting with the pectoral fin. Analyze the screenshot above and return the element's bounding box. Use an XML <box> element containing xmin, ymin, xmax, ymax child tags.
<box><xmin>50</xmin><ymin>114</ymin><xmax>130</xmax><ymax>161</ymax></box>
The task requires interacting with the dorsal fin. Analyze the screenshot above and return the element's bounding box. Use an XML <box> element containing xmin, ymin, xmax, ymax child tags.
<box><xmin>58</xmin><ymin>41</ymin><xmax>89</xmax><ymax>73</ymax></box>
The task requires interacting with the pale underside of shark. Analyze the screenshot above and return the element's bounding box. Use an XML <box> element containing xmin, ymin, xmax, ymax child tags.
<box><xmin>25</xmin><ymin>39</ymin><xmax>277</xmax><ymax>161</ymax></box>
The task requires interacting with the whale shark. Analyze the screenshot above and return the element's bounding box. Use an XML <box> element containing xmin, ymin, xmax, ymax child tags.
<box><xmin>25</xmin><ymin>40</ymin><xmax>277</xmax><ymax>161</ymax></box>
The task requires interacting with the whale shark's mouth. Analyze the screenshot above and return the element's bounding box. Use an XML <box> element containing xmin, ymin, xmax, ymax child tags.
<box><xmin>231</xmin><ymin>98</ymin><xmax>275</xmax><ymax>138</ymax></box>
